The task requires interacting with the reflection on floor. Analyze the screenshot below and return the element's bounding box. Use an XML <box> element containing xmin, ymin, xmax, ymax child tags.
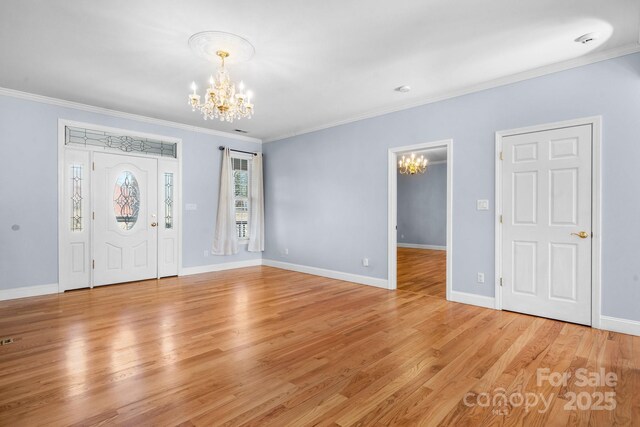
<box><xmin>397</xmin><ymin>247</ymin><xmax>446</xmax><ymax>298</ymax></box>
<box><xmin>0</xmin><ymin>265</ymin><xmax>637</xmax><ymax>425</ymax></box>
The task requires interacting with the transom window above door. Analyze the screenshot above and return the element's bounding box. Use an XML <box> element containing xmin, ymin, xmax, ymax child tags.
<box><xmin>65</xmin><ymin>126</ymin><xmax>178</xmax><ymax>158</ymax></box>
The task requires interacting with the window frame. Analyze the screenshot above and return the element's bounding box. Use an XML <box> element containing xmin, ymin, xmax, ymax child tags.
<box><xmin>231</xmin><ymin>153</ymin><xmax>252</xmax><ymax>243</ymax></box>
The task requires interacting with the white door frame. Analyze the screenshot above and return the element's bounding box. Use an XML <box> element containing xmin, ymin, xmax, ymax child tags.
<box><xmin>57</xmin><ymin>119</ymin><xmax>183</xmax><ymax>291</ymax></box>
<box><xmin>388</xmin><ymin>139</ymin><xmax>453</xmax><ymax>298</ymax></box>
<box><xmin>494</xmin><ymin>116</ymin><xmax>602</xmax><ymax>327</ymax></box>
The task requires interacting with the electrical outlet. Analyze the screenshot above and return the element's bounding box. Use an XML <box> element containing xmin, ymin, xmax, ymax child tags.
<box><xmin>362</xmin><ymin>258</ymin><xmax>369</xmax><ymax>267</ymax></box>
<box><xmin>204</xmin><ymin>250</ymin><xmax>209</xmax><ymax>257</ymax></box>
<box><xmin>477</xmin><ymin>199</ymin><xmax>489</xmax><ymax>210</ymax></box>
<box><xmin>477</xmin><ymin>272</ymin><xmax>485</xmax><ymax>283</ymax></box>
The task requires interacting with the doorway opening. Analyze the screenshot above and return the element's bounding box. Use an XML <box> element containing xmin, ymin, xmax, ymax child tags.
<box><xmin>388</xmin><ymin>139</ymin><xmax>452</xmax><ymax>299</ymax></box>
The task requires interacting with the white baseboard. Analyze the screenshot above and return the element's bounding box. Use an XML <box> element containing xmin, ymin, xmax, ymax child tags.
<box><xmin>180</xmin><ymin>259</ymin><xmax>263</xmax><ymax>276</ymax></box>
<box><xmin>448</xmin><ymin>290</ymin><xmax>496</xmax><ymax>309</ymax></box>
<box><xmin>599</xmin><ymin>315</ymin><xmax>640</xmax><ymax>337</ymax></box>
<box><xmin>398</xmin><ymin>243</ymin><xmax>446</xmax><ymax>250</ymax></box>
<box><xmin>0</xmin><ymin>283</ymin><xmax>59</xmax><ymax>301</ymax></box>
<box><xmin>262</xmin><ymin>259</ymin><xmax>389</xmax><ymax>289</ymax></box>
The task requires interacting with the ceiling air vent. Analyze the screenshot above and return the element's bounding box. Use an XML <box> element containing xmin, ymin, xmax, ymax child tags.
<box><xmin>575</xmin><ymin>33</ymin><xmax>599</xmax><ymax>44</ymax></box>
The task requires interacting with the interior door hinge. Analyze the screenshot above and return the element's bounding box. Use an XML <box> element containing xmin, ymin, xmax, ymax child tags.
<box><xmin>92</xmin><ymin>162</ymin><xmax>95</xmax><ymax>171</ymax></box>
<box><xmin>92</xmin><ymin>260</ymin><xmax>95</xmax><ymax>269</ymax></box>
<box><xmin>500</xmin><ymin>278</ymin><xmax>503</xmax><ymax>287</ymax></box>
<box><xmin>92</xmin><ymin>211</ymin><xmax>95</xmax><ymax>220</ymax></box>
<box><xmin>499</xmin><ymin>151</ymin><xmax>503</xmax><ymax>161</ymax></box>
<box><xmin>499</xmin><ymin>215</ymin><xmax>503</xmax><ymax>224</ymax></box>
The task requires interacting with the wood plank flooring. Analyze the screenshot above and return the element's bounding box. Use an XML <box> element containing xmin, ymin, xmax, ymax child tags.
<box><xmin>0</xmin><ymin>266</ymin><xmax>638</xmax><ymax>426</ymax></box>
<box><xmin>397</xmin><ymin>248</ymin><xmax>446</xmax><ymax>298</ymax></box>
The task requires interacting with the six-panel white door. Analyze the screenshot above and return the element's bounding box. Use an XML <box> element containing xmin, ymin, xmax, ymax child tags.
<box><xmin>93</xmin><ymin>152</ymin><xmax>158</xmax><ymax>286</ymax></box>
<box><xmin>502</xmin><ymin>124</ymin><xmax>592</xmax><ymax>325</ymax></box>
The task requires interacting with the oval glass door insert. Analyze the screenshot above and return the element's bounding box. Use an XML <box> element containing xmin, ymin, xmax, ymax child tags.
<box><xmin>113</xmin><ymin>171</ymin><xmax>140</xmax><ymax>230</ymax></box>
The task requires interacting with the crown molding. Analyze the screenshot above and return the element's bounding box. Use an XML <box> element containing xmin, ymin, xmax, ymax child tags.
<box><xmin>3</xmin><ymin>42</ymin><xmax>638</xmax><ymax>145</ymax></box>
<box><xmin>264</xmin><ymin>43</ymin><xmax>640</xmax><ymax>143</ymax></box>
<box><xmin>0</xmin><ymin>87</ymin><xmax>262</xmax><ymax>144</ymax></box>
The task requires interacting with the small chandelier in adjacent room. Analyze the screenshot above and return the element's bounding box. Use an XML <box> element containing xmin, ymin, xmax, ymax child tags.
<box><xmin>188</xmin><ymin>50</ymin><xmax>253</xmax><ymax>122</ymax></box>
<box><xmin>398</xmin><ymin>153</ymin><xmax>428</xmax><ymax>175</ymax></box>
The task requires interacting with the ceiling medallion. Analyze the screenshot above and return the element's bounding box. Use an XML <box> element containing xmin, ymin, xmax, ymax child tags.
<box><xmin>187</xmin><ymin>31</ymin><xmax>255</xmax><ymax>123</ymax></box>
<box><xmin>398</xmin><ymin>153</ymin><xmax>428</xmax><ymax>175</ymax></box>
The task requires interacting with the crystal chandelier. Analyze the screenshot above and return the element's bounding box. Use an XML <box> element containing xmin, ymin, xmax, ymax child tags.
<box><xmin>398</xmin><ymin>153</ymin><xmax>428</xmax><ymax>175</ymax></box>
<box><xmin>188</xmin><ymin>50</ymin><xmax>254</xmax><ymax>122</ymax></box>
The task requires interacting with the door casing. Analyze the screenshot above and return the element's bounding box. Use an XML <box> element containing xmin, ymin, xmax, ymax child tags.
<box><xmin>57</xmin><ymin>119</ymin><xmax>182</xmax><ymax>291</ymax></box>
<box><xmin>494</xmin><ymin>116</ymin><xmax>602</xmax><ymax>328</ymax></box>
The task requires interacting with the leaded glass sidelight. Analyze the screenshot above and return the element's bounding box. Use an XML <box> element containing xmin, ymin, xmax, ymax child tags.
<box><xmin>70</xmin><ymin>165</ymin><xmax>83</xmax><ymax>231</ymax></box>
<box><xmin>113</xmin><ymin>171</ymin><xmax>140</xmax><ymax>230</ymax></box>
<box><xmin>164</xmin><ymin>173</ymin><xmax>174</xmax><ymax>229</ymax></box>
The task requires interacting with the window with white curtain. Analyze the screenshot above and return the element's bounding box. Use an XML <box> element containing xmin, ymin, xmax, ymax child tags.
<box><xmin>232</xmin><ymin>157</ymin><xmax>250</xmax><ymax>240</ymax></box>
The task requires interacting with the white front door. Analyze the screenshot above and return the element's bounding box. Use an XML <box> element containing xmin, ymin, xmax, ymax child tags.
<box><xmin>502</xmin><ymin>124</ymin><xmax>592</xmax><ymax>325</ymax></box>
<box><xmin>93</xmin><ymin>152</ymin><xmax>158</xmax><ymax>286</ymax></box>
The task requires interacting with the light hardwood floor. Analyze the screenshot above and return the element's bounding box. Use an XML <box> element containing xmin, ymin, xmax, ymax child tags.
<box><xmin>397</xmin><ymin>247</ymin><xmax>446</xmax><ymax>299</ymax></box>
<box><xmin>0</xmin><ymin>266</ymin><xmax>638</xmax><ymax>426</ymax></box>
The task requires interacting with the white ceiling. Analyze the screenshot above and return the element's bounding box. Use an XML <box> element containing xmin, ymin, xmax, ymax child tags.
<box><xmin>0</xmin><ymin>1</ymin><xmax>638</xmax><ymax>141</ymax></box>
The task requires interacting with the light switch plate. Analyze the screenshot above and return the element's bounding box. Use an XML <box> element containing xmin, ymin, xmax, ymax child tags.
<box><xmin>185</xmin><ymin>203</ymin><xmax>198</xmax><ymax>211</ymax></box>
<box><xmin>477</xmin><ymin>199</ymin><xmax>489</xmax><ymax>210</ymax></box>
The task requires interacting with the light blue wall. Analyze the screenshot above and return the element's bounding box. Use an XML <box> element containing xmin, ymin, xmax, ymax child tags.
<box><xmin>397</xmin><ymin>163</ymin><xmax>447</xmax><ymax>247</ymax></box>
<box><xmin>0</xmin><ymin>95</ymin><xmax>261</xmax><ymax>290</ymax></box>
<box><xmin>264</xmin><ymin>52</ymin><xmax>640</xmax><ymax>322</ymax></box>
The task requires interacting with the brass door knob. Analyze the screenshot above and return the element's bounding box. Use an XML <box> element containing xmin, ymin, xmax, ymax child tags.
<box><xmin>151</xmin><ymin>222</ymin><xmax>157</xmax><ymax>227</ymax></box>
<box><xmin>571</xmin><ymin>231</ymin><xmax>589</xmax><ymax>239</ymax></box>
